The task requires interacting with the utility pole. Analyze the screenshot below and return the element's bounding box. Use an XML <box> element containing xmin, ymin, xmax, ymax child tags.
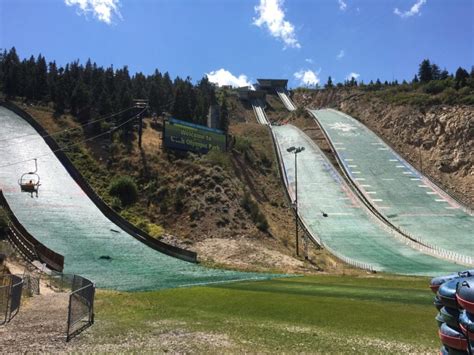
<box><xmin>133</xmin><ymin>99</ymin><xmax>149</xmax><ymax>149</ymax></box>
<box><xmin>287</xmin><ymin>146</ymin><xmax>305</xmax><ymax>257</ymax></box>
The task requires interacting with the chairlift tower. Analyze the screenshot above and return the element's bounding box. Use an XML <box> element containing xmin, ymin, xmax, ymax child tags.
<box><xmin>133</xmin><ymin>99</ymin><xmax>149</xmax><ymax>148</ymax></box>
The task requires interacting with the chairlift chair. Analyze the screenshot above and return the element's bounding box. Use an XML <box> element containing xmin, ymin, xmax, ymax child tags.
<box><xmin>18</xmin><ymin>159</ymin><xmax>41</xmax><ymax>196</ymax></box>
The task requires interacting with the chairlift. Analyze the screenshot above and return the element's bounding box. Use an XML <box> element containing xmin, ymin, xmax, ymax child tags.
<box><xmin>18</xmin><ymin>159</ymin><xmax>41</xmax><ymax>197</ymax></box>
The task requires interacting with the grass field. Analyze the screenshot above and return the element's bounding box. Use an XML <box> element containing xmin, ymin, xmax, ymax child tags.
<box><xmin>82</xmin><ymin>274</ymin><xmax>441</xmax><ymax>353</ymax></box>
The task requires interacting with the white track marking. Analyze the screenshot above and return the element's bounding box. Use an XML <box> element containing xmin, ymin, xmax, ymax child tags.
<box><xmin>403</xmin><ymin>172</ymin><xmax>413</xmax><ymax>175</ymax></box>
<box><xmin>378</xmin><ymin>148</ymin><xmax>389</xmax><ymax>151</ymax></box>
<box><xmin>435</xmin><ymin>199</ymin><xmax>448</xmax><ymax>202</ymax></box>
<box><xmin>372</xmin><ymin>199</ymin><xmax>383</xmax><ymax>202</ymax></box>
<box><xmin>352</xmin><ymin>171</ymin><xmax>361</xmax><ymax>174</ymax></box>
<box><xmin>396</xmin><ymin>165</ymin><xmax>405</xmax><ymax>168</ymax></box>
<box><xmin>360</xmin><ymin>184</ymin><xmax>371</xmax><ymax>187</ymax></box>
<box><xmin>382</xmin><ymin>178</ymin><xmax>394</xmax><ymax>181</ymax></box>
<box><xmin>348</xmin><ymin>165</ymin><xmax>357</xmax><ymax>168</ymax></box>
<box><xmin>410</xmin><ymin>178</ymin><xmax>421</xmax><ymax>181</ymax></box>
<box><xmin>355</xmin><ymin>178</ymin><xmax>366</xmax><ymax>181</ymax></box>
<box><xmin>426</xmin><ymin>192</ymin><xmax>438</xmax><ymax>195</ymax></box>
<box><xmin>344</xmin><ymin>158</ymin><xmax>353</xmax><ymax>162</ymax></box>
<box><xmin>389</xmin><ymin>159</ymin><xmax>398</xmax><ymax>162</ymax></box>
<box><xmin>418</xmin><ymin>185</ymin><xmax>429</xmax><ymax>188</ymax></box>
<box><xmin>366</xmin><ymin>191</ymin><xmax>377</xmax><ymax>194</ymax></box>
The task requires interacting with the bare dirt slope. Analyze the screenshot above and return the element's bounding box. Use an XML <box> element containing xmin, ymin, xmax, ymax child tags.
<box><xmin>293</xmin><ymin>89</ymin><xmax>474</xmax><ymax>207</ymax></box>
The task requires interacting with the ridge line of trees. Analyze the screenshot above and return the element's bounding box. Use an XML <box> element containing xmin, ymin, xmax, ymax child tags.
<box><xmin>0</xmin><ymin>47</ymin><xmax>221</xmax><ymax>131</ymax></box>
<box><xmin>323</xmin><ymin>59</ymin><xmax>474</xmax><ymax>93</ymax></box>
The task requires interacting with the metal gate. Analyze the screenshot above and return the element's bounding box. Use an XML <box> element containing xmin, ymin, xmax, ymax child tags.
<box><xmin>66</xmin><ymin>274</ymin><xmax>95</xmax><ymax>341</ymax></box>
<box><xmin>0</xmin><ymin>274</ymin><xmax>24</xmax><ymax>325</ymax></box>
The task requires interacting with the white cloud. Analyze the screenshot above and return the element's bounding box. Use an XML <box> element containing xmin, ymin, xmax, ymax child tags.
<box><xmin>338</xmin><ymin>0</ymin><xmax>347</xmax><ymax>11</ymax></box>
<box><xmin>346</xmin><ymin>72</ymin><xmax>360</xmax><ymax>80</ymax></box>
<box><xmin>65</xmin><ymin>0</ymin><xmax>122</xmax><ymax>24</ymax></box>
<box><xmin>253</xmin><ymin>0</ymin><xmax>301</xmax><ymax>49</ymax></box>
<box><xmin>336</xmin><ymin>50</ymin><xmax>345</xmax><ymax>60</ymax></box>
<box><xmin>394</xmin><ymin>0</ymin><xmax>427</xmax><ymax>18</ymax></box>
<box><xmin>305</xmin><ymin>58</ymin><xmax>314</xmax><ymax>64</ymax></box>
<box><xmin>206</xmin><ymin>69</ymin><xmax>252</xmax><ymax>88</ymax></box>
<box><xmin>294</xmin><ymin>69</ymin><xmax>320</xmax><ymax>87</ymax></box>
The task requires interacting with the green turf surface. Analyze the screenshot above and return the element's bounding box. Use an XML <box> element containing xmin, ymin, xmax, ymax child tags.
<box><xmin>311</xmin><ymin>109</ymin><xmax>474</xmax><ymax>261</ymax></box>
<box><xmin>90</xmin><ymin>274</ymin><xmax>441</xmax><ymax>353</ymax></box>
<box><xmin>0</xmin><ymin>107</ymin><xmax>279</xmax><ymax>291</ymax></box>
<box><xmin>272</xmin><ymin>124</ymin><xmax>460</xmax><ymax>275</ymax></box>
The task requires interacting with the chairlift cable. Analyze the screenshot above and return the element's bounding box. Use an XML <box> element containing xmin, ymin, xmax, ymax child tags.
<box><xmin>0</xmin><ymin>106</ymin><xmax>135</xmax><ymax>146</ymax></box>
<box><xmin>0</xmin><ymin>107</ymin><xmax>146</xmax><ymax>169</ymax></box>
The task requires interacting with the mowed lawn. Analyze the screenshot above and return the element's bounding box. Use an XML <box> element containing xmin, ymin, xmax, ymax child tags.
<box><xmin>84</xmin><ymin>274</ymin><xmax>440</xmax><ymax>353</ymax></box>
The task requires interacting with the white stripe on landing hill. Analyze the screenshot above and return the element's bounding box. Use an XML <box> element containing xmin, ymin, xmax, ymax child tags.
<box><xmin>435</xmin><ymin>199</ymin><xmax>448</xmax><ymax>202</ymax></box>
<box><xmin>366</xmin><ymin>191</ymin><xmax>377</xmax><ymax>194</ymax></box>
<box><xmin>418</xmin><ymin>185</ymin><xmax>429</xmax><ymax>188</ymax></box>
<box><xmin>352</xmin><ymin>171</ymin><xmax>361</xmax><ymax>174</ymax></box>
<box><xmin>382</xmin><ymin>178</ymin><xmax>394</xmax><ymax>181</ymax></box>
<box><xmin>378</xmin><ymin>148</ymin><xmax>389</xmax><ymax>150</ymax></box>
<box><xmin>355</xmin><ymin>178</ymin><xmax>366</xmax><ymax>181</ymax></box>
<box><xmin>410</xmin><ymin>178</ymin><xmax>421</xmax><ymax>181</ymax></box>
<box><xmin>348</xmin><ymin>165</ymin><xmax>357</xmax><ymax>168</ymax></box>
<box><xmin>389</xmin><ymin>159</ymin><xmax>398</xmax><ymax>162</ymax></box>
<box><xmin>426</xmin><ymin>192</ymin><xmax>438</xmax><ymax>195</ymax></box>
<box><xmin>372</xmin><ymin>199</ymin><xmax>383</xmax><ymax>202</ymax></box>
<box><xmin>445</xmin><ymin>207</ymin><xmax>459</xmax><ymax>210</ymax></box>
<box><xmin>360</xmin><ymin>184</ymin><xmax>371</xmax><ymax>187</ymax></box>
<box><xmin>344</xmin><ymin>158</ymin><xmax>353</xmax><ymax>161</ymax></box>
<box><xmin>403</xmin><ymin>172</ymin><xmax>413</xmax><ymax>175</ymax></box>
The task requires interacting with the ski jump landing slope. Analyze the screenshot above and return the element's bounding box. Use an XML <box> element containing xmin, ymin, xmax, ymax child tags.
<box><xmin>311</xmin><ymin>109</ymin><xmax>473</xmax><ymax>263</ymax></box>
<box><xmin>0</xmin><ymin>106</ymin><xmax>277</xmax><ymax>291</ymax></box>
<box><xmin>272</xmin><ymin>124</ymin><xmax>461</xmax><ymax>275</ymax></box>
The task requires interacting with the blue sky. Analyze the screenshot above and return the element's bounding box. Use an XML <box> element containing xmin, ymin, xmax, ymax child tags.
<box><xmin>0</xmin><ymin>0</ymin><xmax>473</xmax><ymax>88</ymax></box>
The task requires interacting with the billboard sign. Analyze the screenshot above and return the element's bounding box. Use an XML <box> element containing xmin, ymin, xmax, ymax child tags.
<box><xmin>163</xmin><ymin>117</ymin><xmax>226</xmax><ymax>154</ymax></box>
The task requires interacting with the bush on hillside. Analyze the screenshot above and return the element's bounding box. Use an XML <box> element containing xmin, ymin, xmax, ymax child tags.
<box><xmin>0</xmin><ymin>207</ymin><xmax>9</xmax><ymax>237</ymax></box>
<box><xmin>109</xmin><ymin>176</ymin><xmax>139</xmax><ymax>206</ymax></box>
<box><xmin>240</xmin><ymin>192</ymin><xmax>269</xmax><ymax>232</ymax></box>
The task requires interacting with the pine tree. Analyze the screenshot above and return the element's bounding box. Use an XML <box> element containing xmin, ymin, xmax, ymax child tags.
<box><xmin>35</xmin><ymin>54</ymin><xmax>48</xmax><ymax>100</ymax></box>
<box><xmin>418</xmin><ymin>59</ymin><xmax>433</xmax><ymax>83</ymax></box>
<box><xmin>412</xmin><ymin>74</ymin><xmax>419</xmax><ymax>83</ymax></box>
<box><xmin>3</xmin><ymin>47</ymin><xmax>21</xmax><ymax>97</ymax></box>
<box><xmin>325</xmin><ymin>76</ymin><xmax>334</xmax><ymax>89</ymax></box>
<box><xmin>220</xmin><ymin>96</ymin><xmax>229</xmax><ymax>133</ymax></box>
<box><xmin>454</xmin><ymin>67</ymin><xmax>469</xmax><ymax>88</ymax></box>
<box><xmin>431</xmin><ymin>64</ymin><xmax>441</xmax><ymax>80</ymax></box>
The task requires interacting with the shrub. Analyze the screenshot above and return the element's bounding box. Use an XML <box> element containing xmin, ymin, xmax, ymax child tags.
<box><xmin>204</xmin><ymin>149</ymin><xmax>232</xmax><ymax>170</ymax></box>
<box><xmin>440</xmin><ymin>87</ymin><xmax>458</xmax><ymax>105</ymax></box>
<box><xmin>147</xmin><ymin>223</ymin><xmax>164</xmax><ymax>238</ymax></box>
<box><xmin>423</xmin><ymin>81</ymin><xmax>446</xmax><ymax>94</ymax></box>
<box><xmin>235</xmin><ymin>137</ymin><xmax>252</xmax><ymax>154</ymax></box>
<box><xmin>240</xmin><ymin>192</ymin><xmax>269</xmax><ymax>232</ymax></box>
<box><xmin>109</xmin><ymin>176</ymin><xmax>139</xmax><ymax>206</ymax></box>
<box><xmin>0</xmin><ymin>207</ymin><xmax>9</xmax><ymax>236</ymax></box>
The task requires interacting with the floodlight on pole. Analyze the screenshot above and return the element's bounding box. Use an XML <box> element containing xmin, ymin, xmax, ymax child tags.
<box><xmin>287</xmin><ymin>145</ymin><xmax>305</xmax><ymax>257</ymax></box>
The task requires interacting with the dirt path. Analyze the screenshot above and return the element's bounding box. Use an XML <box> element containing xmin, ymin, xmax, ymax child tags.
<box><xmin>0</xmin><ymin>292</ymin><xmax>70</xmax><ymax>352</ymax></box>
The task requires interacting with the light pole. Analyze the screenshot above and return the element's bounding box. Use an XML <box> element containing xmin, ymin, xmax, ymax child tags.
<box><xmin>287</xmin><ymin>146</ymin><xmax>305</xmax><ymax>256</ymax></box>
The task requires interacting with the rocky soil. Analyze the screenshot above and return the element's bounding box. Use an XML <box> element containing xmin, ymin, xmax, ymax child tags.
<box><xmin>293</xmin><ymin>89</ymin><xmax>474</xmax><ymax>207</ymax></box>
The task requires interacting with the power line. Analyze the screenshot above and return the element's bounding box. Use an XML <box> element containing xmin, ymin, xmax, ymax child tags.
<box><xmin>0</xmin><ymin>107</ymin><xmax>146</xmax><ymax>169</ymax></box>
<box><xmin>0</xmin><ymin>106</ymin><xmax>135</xmax><ymax>147</ymax></box>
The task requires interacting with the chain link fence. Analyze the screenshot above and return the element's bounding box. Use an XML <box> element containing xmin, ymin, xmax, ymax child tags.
<box><xmin>66</xmin><ymin>274</ymin><xmax>95</xmax><ymax>342</ymax></box>
<box><xmin>0</xmin><ymin>274</ymin><xmax>24</xmax><ymax>325</ymax></box>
